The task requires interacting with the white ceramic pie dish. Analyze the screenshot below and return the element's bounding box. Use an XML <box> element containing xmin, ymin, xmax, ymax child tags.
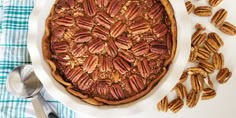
<box><xmin>27</xmin><ymin>0</ymin><xmax>192</xmax><ymax>117</ymax></box>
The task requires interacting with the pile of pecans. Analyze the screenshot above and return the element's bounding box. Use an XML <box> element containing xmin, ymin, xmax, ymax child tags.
<box><xmin>157</xmin><ymin>0</ymin><xmax>233</xmax><ymax>113</ymax></box>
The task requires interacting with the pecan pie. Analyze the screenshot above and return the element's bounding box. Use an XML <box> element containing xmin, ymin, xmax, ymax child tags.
<box><xmin>42</xmin><ymin>0</ymin><xmax>177</xmax><ymax>105</ymax></box>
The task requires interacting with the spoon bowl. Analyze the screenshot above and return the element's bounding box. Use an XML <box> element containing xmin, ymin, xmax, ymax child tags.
<box><xmin>6</xmin><ymin>64</ymin><xmax>42</xmax><ymax>98</ymax></box>
<box><xmin>6</xmin><ymin>64</ymin><xmax>58</xmax><ymax>118</ymax></box>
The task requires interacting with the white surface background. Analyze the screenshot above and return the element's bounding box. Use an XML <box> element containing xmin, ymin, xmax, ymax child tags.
<box><xmin>79</xmin><ymin>0</ymin><xmax>236</xmax><ymax>118</ymax></box>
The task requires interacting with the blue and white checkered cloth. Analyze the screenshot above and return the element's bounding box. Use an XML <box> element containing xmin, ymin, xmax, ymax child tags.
<box><xmin>0</xmin><ymin>0</ymin><xmax>76</xmax><ymax>117</ymax></box>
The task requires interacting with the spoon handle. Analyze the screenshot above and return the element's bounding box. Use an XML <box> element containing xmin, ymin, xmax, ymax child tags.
<box><xmin>32</xmin><ymin>93</ymin><xmax>59</xmax><ymax>118</ymax></box>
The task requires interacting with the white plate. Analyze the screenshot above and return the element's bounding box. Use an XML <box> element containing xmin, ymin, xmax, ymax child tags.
<box><xmin>27</xmin><ymin>0</ymin><xmax>192</xmax><ymax>118</ymax></box>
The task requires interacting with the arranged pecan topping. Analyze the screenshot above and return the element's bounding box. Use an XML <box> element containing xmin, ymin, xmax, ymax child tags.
<box><xmin>83</xmin><ymin>0</ymin><xmax>96</xmax><ymax>17</ymax></box>
<box><xmin>88</xmin><ymin>39</ymin><xmax>105</xmax><ymax>54</ymax></box>
<box><xmin>74</xmin><ymin>29</ymin><xmax>92</xmax><ymax>43</ymax></box>
<box><xmin>113</xmin><ymin>57</ymin><xmax>131</xmax><ymax>74</ymax></box>
<box><xmin>47</xmin><ymin>0</ymin><xmax>175</xmax><ymax>105</ymax></box>
<box><xmin>82</xmin><ymin>55</ymin><xmax>99</xmax><ymax>73</ymax></box>
<box><xmin>131</xmin><ymin>41</ymin><xmax>149</xmax><ymax>56</ymax></box>
<box><xmin>76</xmin><ymin>16</ymin><xmax>94</xmax><ymax>30</ymax></box>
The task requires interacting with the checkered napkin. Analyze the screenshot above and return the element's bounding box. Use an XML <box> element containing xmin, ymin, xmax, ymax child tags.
<box><xmin>0</xmin><ymin>0</ymin><xmax>76</xmax><ymax>117</ymax></box>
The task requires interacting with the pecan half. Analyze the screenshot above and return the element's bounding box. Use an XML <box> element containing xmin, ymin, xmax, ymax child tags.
<box><xmin>129</xmin><ymin>74</ymin><xmax>145</xmax><ymax>93</ymax></box>
<box><xmin>197</xmin><ymin>47</ymin><xmax>211</xmax><ymax>60</ymax></box>
<box><xmin>175</xmin><ymin>83</ymin><xmax>187</xmax><ymax>99</ymax></box>
<box><xmin>198</xmin><ymin>60</ymin><xmax>215</xmax><ymax>74</ymax></box>
<box><xmin>212</xmin><ymin>53</ymin><xmax>224</xmax><ymax>69</ymax></box>
<box><xmin>157</xmin><ymin>96</ymin><xmax>168</xmax><ymax>112</ymax></box>
<box><xmin>105</xmin><ymin>39</ymin><xmax>118</xmax><ymax>57</ymax></box>
<box><xmin>125</xmin><ymin>3</ymin><xmax>142</xmax><ymax>20</ymax></box>
<box><xmin>191</xmin><ymin>74</ymin><xmax>204</xmax><ymax>92</ymax></box>
<box><xmin>106</xmin><ymin>0</ymin><xmax>122</xmax><ymax>17</ymax></box>
<box><xmin>146</xmin><ymin>52</ymin><xmax>160</xmax><ymax>60</ymax></box>
<box><xmin>52</xmin><ymin>26</ymin><xmax>65</xmax><ymax>38</ymax></box>
<box><xmin>137</xmin><ymin>59</ymin><xmax>151</xmax><ymax>78</ymax></box>
<box><xmin>129</xmin><ymin>19</ymin><xmax>150</xmax><ymax>35</ymax></box>
<box><xmin>76</xmin><ymin>16</ymin><xmax>94</xmax><ymax>30</ymax></box>
<box><xmin>203</xmin><ymin>38</ymin><xmax>220</xmax><ymax>53</ymax></box>
<box><xmin>110</xmin><ymin>21</ymin><xmax>127</xmax><ymax>38</ymax></box>
<box><xmin>185</xmin><ymin>1</ymin><xmax>195</xmax><ymax>14</ymax></box>
<box><xmin>208</xmin><ymin>32</ymin><xmax>224</xmax><ymax>47</ymax></box>
<box><xmin>201</xmin><ymin>88</ymin><xmax>216</xmax><ymax>100</ymax></box>
<box><xmin>168</xmin><ymin>98</ymin><xmax>184</xmax><ymax>113</ymax></box>
<box><xmin>187</xmin><ymin>67</ymin><xmax>208</xmax><ymax>77</ymax></box>
<box><xmin>179</xmin><ymin>72</ymin><xmax>188</xmax><ymax>83</ymax></box>
<box><xmin>93</xmin><ymin>25</ymin><xmax>109</xmax><ymax>40</ymax></box>
<box><xmin>74</xmin><ymin>29</ymin><xmax>92</xmax><ymax>43</ymax></box>
<box><xmin>64</xmin><ymin>66</ymin><xmax>85</xmax><ymax>83</ymax></box>
<box><xmin>83</xmin><ymin>0</ymin><xmax>96</xmax><ymax>16</ymax></box>
<box><xmin>219</xmin><ymin>22</ymin><xmax>236</xmax><ymax>36</ymax></box>
<box><xmin>150</xmin><ymin>41</ymin><xmax>168</xmax><ymax>55</ymax></box>
<box><xmin>148</xmin><ymin>3</ymin><xmax>163</xmax><ymax>20</ymax></box>
<box><xmin>95</xmin><ymin>11</ymin><xmax>115</xmax><ymax>29</ymax></box>
<box><xmin>54</xmin><ymin>1</ymin><xmax>70</xmax><ymax>14</ymax></box>
<box><xmin>110</xmin><ymin>84</ymin><xmax>125</xmax><ymax>100</ymax></box>
<box><xmin>96</xmin><ymin>81</ymin><xmax>109</xmax><ymax>97</ymax></box>
<box><xmin>216</xmin><ymin>68</ymin><xmax>232</xmax><ymax>84</ymax></box>
<box><xmin>209</xmin><ymin>0</ymin><xmax>222</xmax><ymax>7</ymax></box>
<box><xmin>71</xmin><ymin>44</ymin><xmax>88</xmax><ymax>57</ymax></box>
<box><xmin>77</xmin><ymin>73</ymin><xmax>94</xmax><ymax>90</ymax></box>
<box><xmin>211</xmin><ymin>9</ymin><xmax>227</xmax><ymax>27</ymax></box>
<box><xmin>97</xmin><ymin>0</ymin><xmax>109</xmax><ymax>8</ymax></box>
<box><xmin>83</xmin><ymin>55</ymin><xmax>99</xmax><ymax>73</ymax></box>
<box><xmin>115</xmin><ymin>36</ymin><xmax>132</xmax><ymax>50</ymax></box>
<box><xmin>153</xmin><ymin>23</ymin><xmax>168</xmax><ymax>38</ymax></box>
<box><xmin>99</xmin><ymin>56</ymin><xmax>112</xmax><ymax>72</ymax></box>
<box><xmin>88</xmin><ymin>39</ymin><xmax>105</xmax><ymax>54</ymax></box>
<box><xmin>186</xmin><ymin>89</ymin><xmax>200</xmax><ymax>108</ymax></box>
<box><xmin>54</xmin><ymin>16</ymin><xmax>75</xmax><ymax>27</ymax></box>
<box><xmin>131</xmin><ymin>41</ymin><xmax>149</xmax><ymax>56</ymax></box>
<box><xmin>192</xmin><ymin>32</ymin><xmax>207</xmax><ymax>46</ymax></box>
<box><xmin>51</xmin><ymin>41</ymin><xmax>68</xmax><ymax>54</ymax></box>
<box><xmin>118</xmin><ymin>49</ymin><xmax>135</xmax><ymax>63</ymax></box>
<box><xmin>53</xmin><ymin>53</ymin><xmax>71</xmax><ymax>66</ymax></box>
<box><xmin>113</xmin><ymin>57</ymin><xmax>131</xmax><ymax>74</ymax></box>
<box><xmin>194</xmin><ymin>6</ymin><xmax>212</xmax><ymax>16</ymax></box>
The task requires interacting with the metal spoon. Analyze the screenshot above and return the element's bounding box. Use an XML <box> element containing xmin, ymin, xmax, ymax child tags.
<box><xmin>6</xmin><ymin>64</ymin><xmax>59</xmax><ymax>118</ymax></box>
